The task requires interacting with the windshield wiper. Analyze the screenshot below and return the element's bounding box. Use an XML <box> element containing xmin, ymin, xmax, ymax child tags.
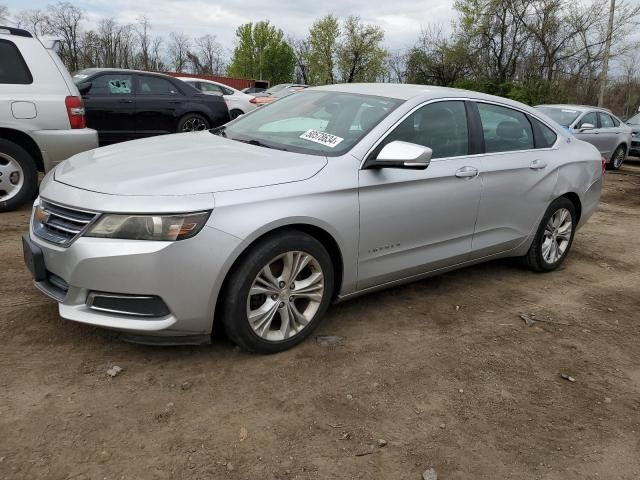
<box><xmin>210</xmin><ymin>125</ymin><xmax>227</xmax><ymax>137</ymax></box>
<box><xmin>234</xmin><ymin>138</ymin><xmax>287</xmax><ymax>151</ymax></box>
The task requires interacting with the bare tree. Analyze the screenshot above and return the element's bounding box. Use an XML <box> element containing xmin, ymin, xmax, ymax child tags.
<box><xmin>167</xmin><ymin>32</ymin><xmax>190</xmax><ymax>72</ymax></box>
<box><xmin>136</xmin><ymin>16</ymin><xmax>152</xmax><ymax>70</ymax></box>
<box><xmin>194</xmin><ymin>34</ymin><xmax>224</xmax><ymax>74</ymax></box>
<box><xmin>386</xmin><ymin>50</ymin><xmax>407</xmax><ymax>83</ymax></box>
<box><xmin>291</xmin><ymin>37</ymin><xmax>311</xmax><ymax>84</ymax></box>
<box><xmin>47</xmin><ymin>2</ymin><xmax>84</xmax><ymax>72</ymax></box>
<box><xmin>14</xmin><ymin>9</ymin><xmax>51</xmax><ymax>37</ymax></box>
<box><xmin>0</xmin><ymin>4</ymin><xmax>9</xmax><ymax>24</ymax></box>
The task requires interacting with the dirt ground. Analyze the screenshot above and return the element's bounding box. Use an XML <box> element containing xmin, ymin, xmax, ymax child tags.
<box><xmin>1</xmin><ymin>163</ymin><xmax>640</xmax><ymax>480</ymax></box>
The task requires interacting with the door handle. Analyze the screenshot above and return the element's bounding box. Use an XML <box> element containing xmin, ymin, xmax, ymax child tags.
<box><xmin>455</xmin><ymin>166</ymin><xmax>479</xmax><ymax>179</ymax></box>
<box><xmin>117</xmin><ymin>99</ymin><xmax>133</xmax><ymax>104</ymax></box>
<box><xmin>529</xmin><ymin>159</ymin><xmax>548</xmax><ymax>170</ymax></box>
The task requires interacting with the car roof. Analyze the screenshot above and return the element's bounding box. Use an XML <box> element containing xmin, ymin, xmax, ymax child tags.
<box><xmin>310</xmin><ymin>83</ymin><xmax>537</xmax><ymax>108</ymax></box>
<box><xmin>176</xmin><ymin>77</ymin><xmax>235</xmax><ymax>89</ymax></box>
<box><xmin>536</xmin><ymin>104</ymin><xmax>613</xmax><ymax>114</ymax></box>
<box><xmin>76</xmin><ymin>68</ymin><xmax>176</xmax><ymax>78</ymax></box>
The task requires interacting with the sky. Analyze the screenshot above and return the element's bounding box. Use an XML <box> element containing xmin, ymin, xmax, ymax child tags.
<box><xmin>2</xmin><ymin>0</ymin><xmax>457</xmax><ymax>53</ymax></box>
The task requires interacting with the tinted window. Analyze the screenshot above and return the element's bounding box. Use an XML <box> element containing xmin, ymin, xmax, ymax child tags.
<box><xmin>530</xmin><ymin>117</ymin><xmax>557</xmax><ymax>148</ymax></box>
<box><xmin>478</xmin><ymin>103</ymin><xmax>533</xmax><ymax>153</ymax></box>
<box><xmin>577</xmin><ymin>112</ymin><xmax>598</xmax><ymax>129</ymax></box>
<box><xmin>611</xmin><ymin>116</ymin><xmax>620</xmax><ymax>127</ymax></box>
<box><xmin>380</xmin><ymin>101</ymin><xmax>469</xmax><ymax>159</ymax></box>
<box><xmin>599</xmin><ymin>113</ymin><xmax>614</xmax><ymax>128</ymax></box>
<box><xmin>88</xmin><ymin>74</ymin><xmax>133</xmax><ymax>95</ymax></box>
<box><xmin>137</xmin><ymin>76</ymin><xmax>180</xmax><ymax>95</ymax></box>
<box><xmin>0</xmin><ymin>40</ymin><xmax>33</xmax><ymax>84</ymax></box>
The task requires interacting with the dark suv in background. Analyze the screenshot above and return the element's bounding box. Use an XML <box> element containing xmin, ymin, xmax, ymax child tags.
<box><xmin>73</xmin><ymin>69</ymin><xmax>230</xmax><ymax>145</ymax></box>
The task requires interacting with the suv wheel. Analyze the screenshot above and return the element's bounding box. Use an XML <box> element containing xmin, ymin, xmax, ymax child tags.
<box><xmin>523</xmin><ymin>197</ymin><xmax>577</xmax><ymax>272</ymax></box>
<box><xmin>178</xmin><ymin>114</ymin><xmax>210</xmax><ymax>132</ymax></box>
<box><xmin>0</xmin><ymin>139</ymin><xmax>38</xmax><ymax>212</ymax></box>
<box><xmin>221</xmin><ymin>231</ymin><xmax>334</xmax><ymax>353</ymax></box>
<box><xmin>608</xmin><ymin>145</ymin><xmax>626</xmax><ymax>170</ymax></box>
<box><xmin>229</xmin><ymin>109</ymin><xmax>243</xmax><ymax>120</ymax></box>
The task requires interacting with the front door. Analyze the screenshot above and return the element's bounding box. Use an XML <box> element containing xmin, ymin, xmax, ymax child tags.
<box><xmin>82</xmin><ymin>73</ymin><xmax>135</xmax><ymax>145</ymax></box>
<box><xmin>134</xmin><ymin>74</ymin><xmax>185</xmax><ymax>137</ymax></box>
<box><xmin>573</xmin><ymin>111</ymin><xmax>608</xmax><ymax>156</ymax></box>
<box><xmin>357</xmin><ymin>100</ymin><xmax>482</xmax><ymax>290</ymax></box>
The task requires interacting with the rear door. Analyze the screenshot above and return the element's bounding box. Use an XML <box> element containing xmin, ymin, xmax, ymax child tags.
<box><xmin>81</xmin><ymin>73</ymin><xmax>135</xmax><ymax>144</ymax></box>
<box><xmin>470</xmin><ymin>101</ymin><xmax>561</xmax><ymax>258</ymax></box>
<box><xmin>597</xmin><ymin>112</ymin><xmax>620</xmax><ymax>159</ymax></box>
<box><xmin>134</xmin><ymin>74</ymin><xmax>185</xmax><ymax>137</ymax></box>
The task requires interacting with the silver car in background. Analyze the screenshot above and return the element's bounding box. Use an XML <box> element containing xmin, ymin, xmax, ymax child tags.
<box><xmin>536</xmin><ymin>104</ymin><xmax>631</xmax><ymax>170</ymax></box>
<box><xmin>23</xmin><ymin>84</ymin><xmax>603</xmax><ymax>353</ymax></box>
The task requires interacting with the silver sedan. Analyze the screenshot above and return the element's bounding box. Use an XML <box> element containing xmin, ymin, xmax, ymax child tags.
<box><xmin>23</xmin><ymin>84</ymin><xmax>603</xmax><ymax>353</ymax></box>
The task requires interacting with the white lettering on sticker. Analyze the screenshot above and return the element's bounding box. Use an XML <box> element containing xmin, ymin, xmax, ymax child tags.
<box><xmin>300</xmin><ymin>129</ymin><xmax>344</xmax><ymax>148</ymax></box>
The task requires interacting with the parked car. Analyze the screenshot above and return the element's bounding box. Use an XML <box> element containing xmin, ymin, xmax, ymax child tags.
<box><xmin>623</xmin><ymin>112</ymin><xmax>640</xmax><ymax>157</ymax></box>
<box><xmin>0</xmin><ymin>26</ymin><xmax>98</xmax><ymax>212</ymax></box>
<box><xmin>72</xmin><ymin>69</ymin><xmax>230</xmax><ymax>145</ymax></box>
<box><xmin>251</xmin><ymin>83</ymin><xmax>309</xmax><ymax>107</ymax></box>
<box><xmin>176</xmin><ymin>77</ymin><xmax>256</xmax><ymax>119</ymax></box>
<box><xmin>23</xmin><ymin>84</ymin><xmax>602</xmax><ymax>353</ymax></box>
<box><xmin>535</xmin><ymin>104</ymin><xmax>631</xmax><ymax>170</ymax></box>
<box><xmin>242</xmin><ymin>86</ymin><xmax>266</xmax><ymax>95</ymax></box>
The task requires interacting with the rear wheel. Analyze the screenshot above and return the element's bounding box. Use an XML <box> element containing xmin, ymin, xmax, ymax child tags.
<box><xmin>221</xmin><ymin>231</ymin><xmax>334</xmax><ymax>353</ymax></box>
<box><xmin>0</xmin><ymin>139</ymin><xmax>38</xmax><ymax>212</ymax></box>
<box><xmin>608</xmin><ymin>145</ymin><xmax>626</xmax><ymax>170</ymax></box>
<box><xmin>523</xmin><ymin>197</ymin><xmax>577</xmax><ymax>272</ymax></box>
<box><xmin>177</xmin><ymin>113</ymin><xmax>210</xmax><ymax>132</ymax></box>
<box><xmin>229</xmin><ymin>109</ymin><xmax>244</xmax><ymax>120</ymax></box>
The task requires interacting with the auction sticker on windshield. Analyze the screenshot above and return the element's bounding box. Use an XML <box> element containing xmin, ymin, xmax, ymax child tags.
<box><xmin>300</xmin><ymin>129</ymin><xmax>344</xmax><ymax>148</ymax></box>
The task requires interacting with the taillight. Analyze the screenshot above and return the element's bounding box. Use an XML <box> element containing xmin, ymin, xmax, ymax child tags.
<box><xmin>249</xmin><ymin>97</ymin><xmax>257</xmax><ymax>104</ymax></box>
<box><xmin>601</xmin><ymin>156</ymin><xmax>607</xmax><ymax>175</ymax></box>
<box><xmin>65</xmin><ymin>96</ymin><xmax>86</xmax><ymax>129</ymax></box>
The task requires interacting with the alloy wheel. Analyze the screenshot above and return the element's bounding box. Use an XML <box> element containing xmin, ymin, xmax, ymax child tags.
<box><xmin>613</xmin><ymin>148</ymin><xmax>625</xmax><ymax>168</ymax></box>
<box><xmin>542</xmin><ymin>207</ymin><xmax>572</xmax><ymax>264</ymax></box>
<box><xmin>0</xmin><ymin>153</ymin><xmax>24</xmax><ymax>203</ymax></box>
<box><xmin>181</xmin><ymin>117</ymin><xmax>208</xmax><ymax>132</ymax></box>
<box><xmin>246</xmin><ymin>251</ymin><xmax>324</xmax><ymax>342</ymax></box>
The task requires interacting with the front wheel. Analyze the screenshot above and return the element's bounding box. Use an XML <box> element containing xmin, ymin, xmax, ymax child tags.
<box><xmin>608</xmin><ymin>145</ymin><xmax>626</xmax><ymax>170</ymax></box>
<box><xmin>177</xmin><ymin>114</ymin><xmax>210</xmax><ymax>132</ymax></box>
<box><xmin>0</xmin><ymin>139</ymin><xmax>38</xmax><ymax>212</ymax></box>
<box><xmin>221</xmin><ymin>231</ymin><xmax>334</xmax><ymax>353</ymax></box>
<box><xmin>229</xmin><ymin>109</ymin><xmax>244</xmax><ymax>120</ymax></box>
<box><xmin>523</xmin><ymin>197</ymin><xmax>577</xmax><ymax>272</ymax></box>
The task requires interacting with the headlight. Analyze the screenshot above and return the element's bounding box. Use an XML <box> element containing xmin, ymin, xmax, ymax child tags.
<box><xmin>86</xmin><ymin>211</ymin><xmax>211</xmax><ymax>241</ymax></box>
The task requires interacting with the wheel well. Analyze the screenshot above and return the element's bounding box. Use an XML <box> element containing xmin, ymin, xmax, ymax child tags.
<box><xmin>560</xmin><ymin>192</ymin><xmax>582</xmax><ymax>224</ymax></box>
<box><xmin>0</xmin><ymin>128</ymin><xmax>44</xmax><ymax>172</ymax></box>
<box><xmin>213</xmin><ymin>224</ymin><xmax>344</xmax><ymax>329</ymax></box>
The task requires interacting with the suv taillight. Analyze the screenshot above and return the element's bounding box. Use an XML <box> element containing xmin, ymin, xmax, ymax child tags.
<box><xmin>601</xmin><ymin>156</ymin><xmax>607</xmax><ymax>175</ymax></box>
<box><xmin>65</xmin><ymin>96</ymin><xmax>86</xmax><ymax>129</ymax></box>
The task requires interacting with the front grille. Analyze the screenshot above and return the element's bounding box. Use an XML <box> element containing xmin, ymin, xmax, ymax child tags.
<box><xmin>33</xmin><ymin>199</ymin><xmax>98</xmax><ymax>246</ymax></box>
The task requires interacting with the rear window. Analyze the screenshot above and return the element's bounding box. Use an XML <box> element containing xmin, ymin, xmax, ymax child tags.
<box><xmin>530</xmin><ymin>116</ymin><xmax>558</xmax><ymax>148</ymax></box>
<box><xmin>0</xmin><ymin>40</ymin><xmax>33</xmax><ymax>84</ymax></box>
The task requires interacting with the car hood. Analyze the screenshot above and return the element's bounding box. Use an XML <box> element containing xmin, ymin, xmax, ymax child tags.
<box><xmin>54</xmin><ymin>132</ymin><xmax>327</xmax><ymax>196</ymax></box>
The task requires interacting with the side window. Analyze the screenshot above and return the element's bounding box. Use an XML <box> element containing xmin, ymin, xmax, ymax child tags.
<box><xmin>530</xmin><ymin>116</ymin><xmax>557</xmax><ymax>148</ymax></box>
<box><xmin>137</xmin><ymin>76</ymin><xmax>180</xmax><ymax>95</ymax></box>
<box><xmin>88</xmin><ymin>74</ymin><xmax>133</xmax><ymax>95</ymax></box>
<box><xmin>577</xmin><ymin>112</ymin><xmax>598</xmax><ymax>129</ymax></box>
<box><xmin>0</xmin><ymin>40</ymin><xmax>33</xmax><ymax>84</ymax></box>
<box><xmin>611</xmin><ymin>116</ymin><xmax>620</xmax><ymax>127</ymax></box>
<box><xmin>379</xmin><ymin>101</ymin><xmax>469</xmax><ymax>159</ymax></box>
<box><xmin>200</xmin><ymin>83</ymin><xmax>224</xmax><ymax>94</ymax></box>
<box><xmin>477</xmin><ymin>103</ymin><xmax>533</xmax><ymax>153</ymax></box>
<box><xmin>219</xmin><ymin>85</ymin><xmax>234</xmax><ymax>95</ymax></box>
<box><xmin>599</xmin><ymin>113</ymin><xmax>614</xmax><ymax>128</ymax></box>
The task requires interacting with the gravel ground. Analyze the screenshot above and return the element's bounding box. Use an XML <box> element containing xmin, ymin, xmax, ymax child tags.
<box><xmin>1</xmin><ymin>162</ymin><xmax>639</xmax><ymax>480</ymax></box>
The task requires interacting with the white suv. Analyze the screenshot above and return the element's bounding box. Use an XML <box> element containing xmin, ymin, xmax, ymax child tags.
<box><xmin>0</xmin><ymin>26</ymin><xmax>98</xmax><ymax>212</ymax></box>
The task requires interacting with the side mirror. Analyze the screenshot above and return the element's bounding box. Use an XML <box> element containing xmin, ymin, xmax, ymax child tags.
<box><xmin>364</xmin><ymin>141</ymin><xmax>432</xmax><ymax>170</ymax></box>
<box><xmin>578</xmin><ymin>122</ymin><xmax>595</xmax><ymax>132</ymax></box>
<box><xmin>77</xmin><ymin>81</ymin><xmax>92</xmax><ymax>95</ymax></box>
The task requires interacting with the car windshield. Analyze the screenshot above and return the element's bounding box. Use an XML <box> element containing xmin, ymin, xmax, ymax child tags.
<box><xmin>626</xmin><ymin>113</ymin><xmax>640</xmax><ymax>125</ymax></box>
<box><xmin>264</xmin><ymin>84</ymin><xmax>290</xmax><ymax>95</ymax></box>
<box><xmin>536</xmin><ymin>107</ymin><xmax>581</xmax><ymax>127</ymax></box>
<box><xmin>215</xmin><ymin>90</ymin><xmax>402</xmax><ymax>156</ymax></box>
<box><xmin>72</xmin><ymin>69</ymin><xmax>94</xmax><ymax>83</ymax></box>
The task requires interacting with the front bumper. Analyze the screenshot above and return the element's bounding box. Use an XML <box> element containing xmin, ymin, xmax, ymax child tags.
<box><xmin>26</xmin><ymin>215</ymin><xmax>242</xmax><ymax>338</ymax></box>
<box><xmin>32</xmin><ymin>128</ymin><xmax>98</xmax><ymax>172</ymax></box>
<box><xmin>630</xmin><ymin>139</ymin><xmax>640</xmax><ymax>157</ymax></box>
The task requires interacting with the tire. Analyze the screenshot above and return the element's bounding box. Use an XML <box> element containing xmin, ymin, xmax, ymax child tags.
<box><xmin>177</xmin><ymin>113</ymin><xmax>210</xmax><ymax>132</ymax></box>
<box><xmin>221</xmin><ymin>231</ymin><xmax>334</xmax><ymax>354</ymax></box>
<box><xmin>607</xmin><ymin>144</ymin><xmax>626</xmax><ymax>170</ymax></box>
<box><xmin>229</xmin><ymin>109</ymin><xmax>244</xmax><ymax>120</ymax></box>
<box><xmin>522</xmin><ymin>197</ymin><xmax>577</xmax><ymax>273</ymax></box>
<box><xmin>0</xmin><ymin>139</ymin><xmax>38</xmax><ymax>213</ymax></box>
